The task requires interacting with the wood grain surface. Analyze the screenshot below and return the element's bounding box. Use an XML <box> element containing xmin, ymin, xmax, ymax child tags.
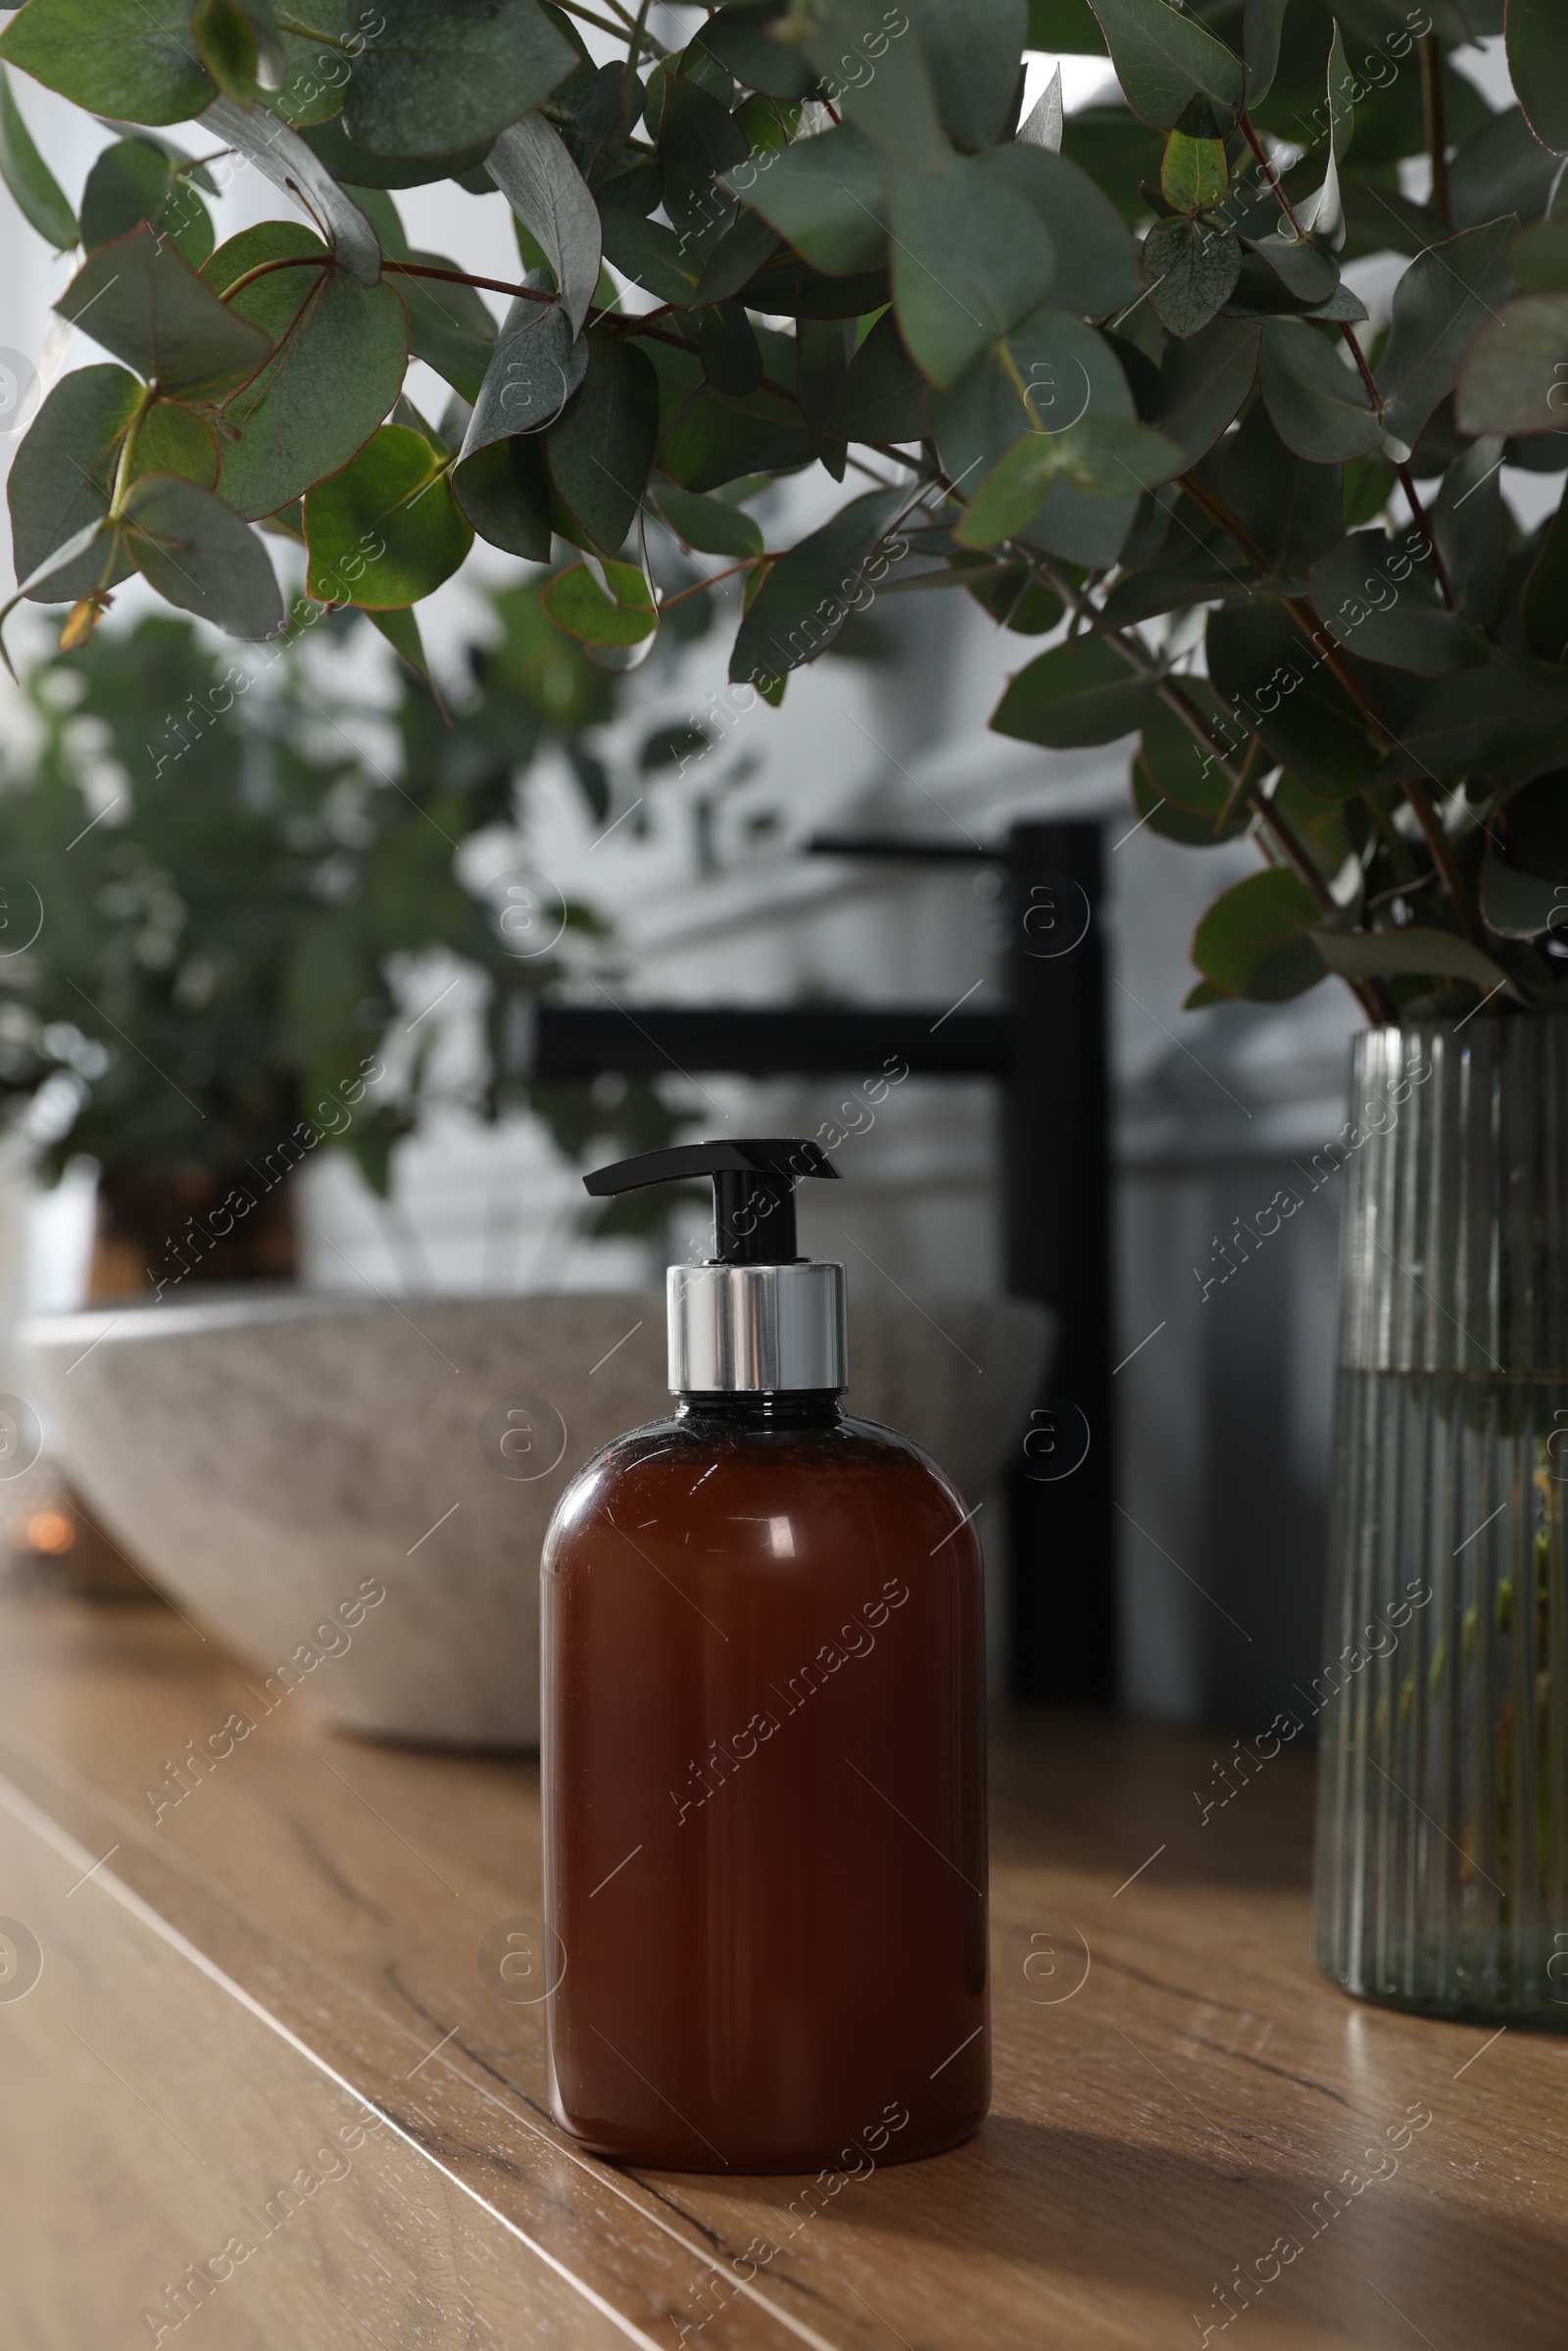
<box><xmin>0</xmin><ymin>1591</ymin><xmax>1562</xmax><ymax>2350</ymax></box>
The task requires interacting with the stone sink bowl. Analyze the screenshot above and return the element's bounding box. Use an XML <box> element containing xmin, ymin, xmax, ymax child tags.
<box><xmin>22</xmin><ymin>1290</ymin><xmax>1053</xmax><ymax>1749</ymax></box>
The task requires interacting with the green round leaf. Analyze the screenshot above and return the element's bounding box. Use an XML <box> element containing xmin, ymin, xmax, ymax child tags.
<box><xmin>0</xmin><ymin>63</ymin><xmax>76</xmax><ymax>248</ymax></box>
<box><xmin>1507</xmin><ymin>0</ymin><xmax>1568</xmax><ymax>157</ymax></box>
<box><xmin>992</xmin><ymin>635</ymin><xmax>1153</xmax><ymax>746</ymax></box>
<box><xmin>343</xmin><ymin>0</ymin><xmax>575</xmax><ymax>160</ymax></box>
<box><xmin>891</xmin><ymin>154</ymin><xmax>1055</xmax><ymax>387</ymax></box>
<box><xmin>1192</xmin><ymin>867</ymin><xmax>1324</xmax><ymax>1002</ymax></box>
<box><xmin>1257</xmin><ymin>317</ymin><xmax>1381</xmax><ymax>463</ymax></box>
<box><xmin>723</xmin><ymin>125</ymin><xmax>888</xmax><ymax>278</ymax></box>
<box><xmin>452</xmin><ymin>434</ymin><xmax>553</xmax><ymax>562</ymax></box>
<box><xmin>1142</xmin><ymin>215</ymin><xmax>1241</xmax><ymax>341</ymax></box>
<box><xmin>192</xmin><ymin>0</ymin><xmax>259</xmax><ymax>108</ymax></box>
<box><xmin>205</xmin><ymin>221</ymin><xmax>410</xmax><ymax>520</ymax></box>
<box><xmin>303</xmin><ymin>423</ymin><xmax>473</xmax><ymax>608</ymax></box>
<box><xmin>0</xmin><ymin>0</ymin><xmax>214</xmax><ymax>125</ymax></box>
<box><xmin>542</xmin><ymin>560</ymin><xmax>659</xmax><ymax>648</ymax></box>
<box><xmin>134</xmin><ymin>398</ymin><xmax>221</xmax><ymax>490</ymax></box>
<box><xmin>123</xmin><ymin>471</ymin><xmax>283</xmax><ymax>637</ymax></box>
<box><xmin>1087</xmin><ymin>0</ymin><xmax>1244</xmax><ymax>132</ymax></box>
<box><xmin>654</xmin><ymin>483</ymin><xmax>763</xmax><ymax>560</ymax></box>
<box><xmin>80</xmin><ymin>137</ymin><xmax>213</xmax><ymax>267</ymax></box>
<box><xmin>1159</xmin><ymin>129</ymin><xmax>1226</xmax><ymax>214</ymax></box>
<box><xmin>1455</xmin><ymin>292</ymin><xmax>1568</xmax><ymax>441</ymax></box>
<box><xmin>56</xmin><ymin>222</ymin><xmax>271</xmax><ymax>402</ymax></box>
<box><xmin>545</xmin><ymin>333</ymin><xmax>659</xmax><ymax>555</ymax></box>
<box><xmin>7</xmin><ymin>363</ymin><xmax>141</xmax><ymax>601</ymax></box>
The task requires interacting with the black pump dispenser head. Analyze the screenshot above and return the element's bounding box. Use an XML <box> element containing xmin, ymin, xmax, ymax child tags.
<box><xmin>583</xmin><ymin>1138</ymin><xmax>838</xmax><ymax>1266</ymax></box>
<box><xmin>583</xmin><ymin>1140</ymin><xmax>846</xmax><ymax>1395</ymax></box>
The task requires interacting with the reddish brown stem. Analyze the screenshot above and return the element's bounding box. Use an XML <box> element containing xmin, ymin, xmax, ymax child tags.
<box><xmin>1239</xmin><ymin>113</ymin><xmax>1310</xmax><ymax>242</ymax></box>
<box><xmin>384</xmin><ymin>261</ymin><xmax>556</xmax><ymax>306</ymax></box>
<box><xmin>1398</xmin><ymin>776</ymin><xmax>1484</xmax><ymax>951</ymax></box>
<box><xmin>1421</xmin><ymin>35</ymin><xmax>1451</xmax><ymax>224</ymax></box>
<box><xmin>1393</xmin><ymin>461</ymin><xmax>1458</xmax><ymax>611</ymax></box>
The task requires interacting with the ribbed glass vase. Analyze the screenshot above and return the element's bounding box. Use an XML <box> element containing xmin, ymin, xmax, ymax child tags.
<box><xmin>1313</xmin><ymin>1018</ymin><xmax>1568</xmax><ymax>2024</ymax></box>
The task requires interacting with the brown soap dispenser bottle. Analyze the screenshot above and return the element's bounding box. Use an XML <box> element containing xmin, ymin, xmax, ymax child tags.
<box><xmin>541</xmin><ymin>1138</ymin><xmax>989</xmax><ymax>2174</ymax></box>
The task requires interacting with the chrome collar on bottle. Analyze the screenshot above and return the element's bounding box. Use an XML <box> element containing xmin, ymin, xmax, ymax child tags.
<box><xmin>667</xmin><ymin>1261</ymin><xmax>848</xmax><ymax>1394</ymax></box>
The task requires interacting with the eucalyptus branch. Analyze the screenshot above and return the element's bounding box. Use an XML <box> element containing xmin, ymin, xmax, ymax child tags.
<box><xmin>1239</xmin><ymin>113</ymin><xmax>1459</xmax><ymax>611</ymax></box>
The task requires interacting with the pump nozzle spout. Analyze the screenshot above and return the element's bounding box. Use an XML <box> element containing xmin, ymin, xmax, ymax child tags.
<box><xmin>583</xmin><ymin>1138</ymin><xmax>838</xmax><ymax>1267</ymax></box>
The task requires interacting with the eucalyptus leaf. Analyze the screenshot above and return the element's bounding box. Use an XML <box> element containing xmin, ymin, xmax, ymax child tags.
<box><xmin>1482</xmin><ymin>855</ymin><xmax>1565</xmax><ymax>940</ymax></box>
<box><xmin>6</xmin><ymin>363</ymin><xmax>139</xmax><ymax>602</ymax></box>
<box><xmin>192</xmin><ymin>0</ymin><xmax>262</xmax><ymax>108</ymax></box>
<box><xmin>700</xmin><ymin>300</ymin><xmax>764</xmax><ymax>397</ymax></box>
<box><xmin>487</xmin><ymin>113</ymin><xmax>602</xmax><ymax>342</ymax></box>
<box><xmin>991</xmin><ymin>634</ymin><xmax>1152</xmax><ymax>745</ymax></box>
<box><xmin>80</xmin><ymin>136</ymin><xmax>213</xmax><ymax>267</ymax></box>
<box><xmin>891</xmin><ymin>153</ymin><xmax>1054</xmax><ymax>387</ymax></box>
<box><xmin>656</xmin><ymin>350</ymin><xmax>815</xmax><ymax>488</ymax></box>
<box><xmin>0</xmin><ymin>0</ymin><xmax>213</xmax><ymax>126</ymax></box>
<box><xmin>1522</xmin><ymin>484</ymin><xmax>1568</xmax><ymax>662</ymax></box>
<box><xmin>1448</xmin><ymin>104</ymin><xmax>1559</xmax><ymax>232</ymax></box>
<box><xmin>1507</xmin><ymin>0</ymin><xmax>1568</xmax><ymax>157</ymax></box>
<box><xmin>1376</xmin><ymin>218</ymin><xmax>1514</xmax><ymax>453</ymax></box>
<box><xmin>0</xmin><ymin>64</ymin><xmax>75</xmax><ymax>247</ymax></box>
<box><xmin>1132</xmin><ymin>679</ymin><xmax>1259</xmax><ymax>844</ymax></box>
<box><xmin>1241</xmin><ymin>0</ymin><xmax>1288</xmax><ymax>111</ymax></box>
<box><xmin>123</xmin><ymin>471</ymin><xmax>283</xmax><ymax>637</ymax></box>
<box><xmin>1143</xmin><ymin>216</ymin><xmax>1240</xmax><ymax>339</ymax></box>
<box><xmin>56</xmin><ymin>223</ymin><xmax>271</xmax><ymax>401</ymax></box>
<box><xmin>698</xmin><ymin>1</ymin><xmax>820</xmax><ymax>102</ymax></box>
<box><xmin>204</xmin><ymin>221</ymin><xmax>409</xmax><ymax>521</ymax></box>
<box><xmin>1018</xmin><ymin>66</ymin><xmax>1063</xmax><ymax>153</ymax></box>
<box><xmin>461</xmin><ymin>291</ymin><xmax>585</xmax><ymax>457</ymax></box>
<box><xmin>343</xmin><ymin>0</ymin><xmax>575</xmax><ymax>160</ymax></box>
<box><xmin>794</xmin><ymin>0</ymin><xmax>947</xmax><ymax>178</ymax></box>
<box><xmin>600</xmin><ymin>210</ymin><xmax>703</xmax><ymax>306</ymax></box>
<box><xmin>299</xmin><ymin>114</ymin><xmax>493</xmax><ymax>188</ymax></box>
<box><xmin>303</xmin><ymin>423</ymin><xmax>473</xmax><ymax>608</ymax></box>
<box><xmin>1308</xmin><ymin>528</ymin><xmax>1489</xmax><ymax>675</ymax></box>
<box><xmin>729</xmin><ymin>485</ymin><xmax>909</xmax><ymax>681</ymax></box>
<box><xmin>452</xmin><ymin>432</ymin><xmax>553</xmax><ymax>561</ymax></box>
<box><xmin>545</xmin><ymin>331</ymin><xmax>660</xmax><ymax>553</ymax></box>
<box><xmin>1086</xmin><ymin>0</ymin><xmax>1245</xmax><ymax>132</ymax></box>
<box><xmin>693</xmin><ymin>208</ymin><xmax>783</xmax><ymax>307</ymax></box>
<box><xmin>1360</xmin><ymin>649</ymin><xmax>1568</xmax><ymax>786</ymax></box>
<box><xmin>931</xmin><ymin>308</ymin><xmax>1142</xmax><ymax>565</ymax></box>
<box><xmin>1221</xmin><ymin>400</ymin><xmax>1341</xmax><ymax>579</ymax></box>
<box><xmin>1455</xmin><ymin>292</ymin><xmax>1568</xmax><ymax>441</ymax></box>
<box><xmin>1314</xmin><ymin>926</ymin><xmax>1519</xmax><ymax>999</ymax></box>
<box><xmin>1148</xmin><ymin>317</ymin><xmax>1258</xmax><ymax>465</ymax></box>
<box><xmin>367</xmin><ymin>602</ymin><xmax>443</xmax><ymax>702</ymax></box>
<box><xmin>903</xmin><ymin>0</ymin><xmax>1028</xmax><ymax>152</ymax></box>
<box><xmin>1205</xmin><ymin>598</ymin><xmax>1384</xmax><ymax>797</ymax></box>
<box><xmin>653</xmin><ymin>483</ymin><xmax>763</xmax><ymax>560</ymax></box>
<box><xmin>1193</xmin><ymin>867</ymin><xmax>1324</xmax><ymax>1002</ymax></box>
<box><xmin>828</xmin><ymin>308</ymin><xmax>925</xmax><ymax>443</ymax></box>
<box><xmin>1432</xmin><ymin>436</ymin><xmax>1507</xmax><ymax>628</ymax></box>
<box><xmin>724</xmin><ymin>126</ymin><xmax>888</xmax><ymax>276</ymax></box>
<box><xmin>1257</xmin><ymin>317</ymin><xmax>1381</xmax><ymax>463</ymax></box>
<box><xmin>1159</xmin><ymin>130</ymin><xmax>1225</xmax><ymax>215</ymax></box>
<box><xmin>958</xmin><ymin>414</ymin><xmax>1181</xmax><ymax>544</ymax></box>
<box><xmin>976</xmin><ymin>145</ymin><xmax>1140</xmax><ymax>319</ymax></box>
<box><xmin>198</xmin><ymin>94</ymin><xmax>381</xmax><ymax>286</ymax></box>
<box><xmin>542</xmin><ymin>558</ymin><xmax>659</xmax><ymax>647</ymax></box>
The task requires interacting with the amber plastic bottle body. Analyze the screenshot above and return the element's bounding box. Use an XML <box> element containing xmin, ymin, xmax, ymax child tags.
<box><xmin>542</xmin><ymin>1392</ymin><xmax>989</xmax><ymax>2174</ymax></box>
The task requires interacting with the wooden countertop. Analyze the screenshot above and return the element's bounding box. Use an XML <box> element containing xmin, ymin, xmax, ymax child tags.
<box><xmin>0</xmin><ymin>1591</ymin><xmax>1562</xmax><ymax>2350</ymax></box>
